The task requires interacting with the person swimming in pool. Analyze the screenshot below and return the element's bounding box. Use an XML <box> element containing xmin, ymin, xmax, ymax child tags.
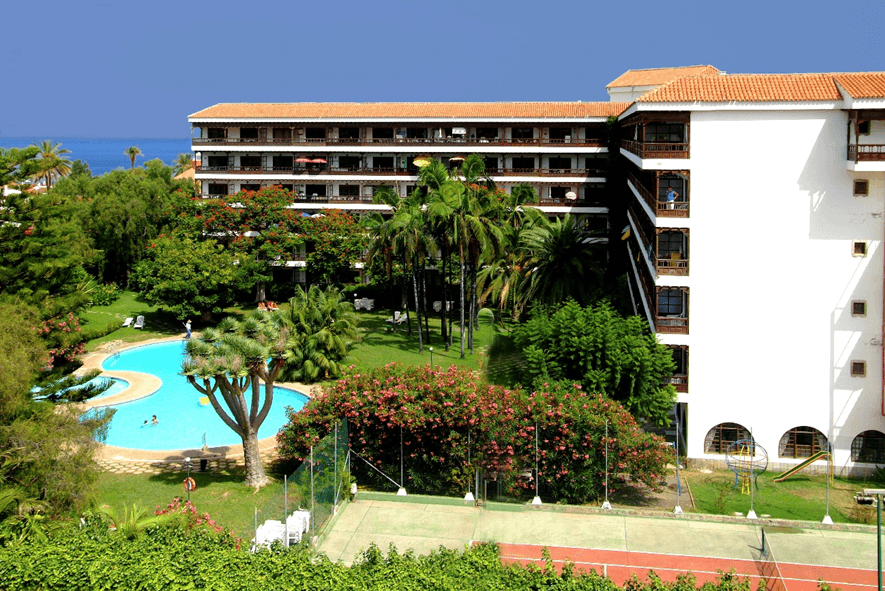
<box><xmin>151</xmin><ymin>415</ymin><xmax>158</xmax><ymax>425</ymax></box>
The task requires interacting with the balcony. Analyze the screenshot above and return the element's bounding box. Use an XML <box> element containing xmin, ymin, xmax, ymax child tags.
<box><xmin>848</xmin><ymin>145</ymin><xmax>885</xmax><ymax>161</ymax></box>
<box><xmin>656</xmin><ymin>316</ymin><xmax>688</xmax><ymax>334</ymax></box>
<box><xmin>621</xmin><ymin>139</ymin><xmax>689</xmax><ymax>160</ymax></box>
<box><xmin>668</xmin><ymin>375</ymin><xmax>688</xmax><ymax>393</ymax></box>
<box><xmin>656</xmin><ymin>255</ymin><xmax>688</xmax><ymax>276</ymax></box>
<box><xmin>627</xmin><ymin>171</ymin><xmax>689</xmax><ymax>218</ymax></box>
<box><xmin>196</xmin><ymin>164</ymin><xmax>602</xmax><ymax>178</ymax></box>
<box><xmin>193</xmin><ymin>136</ymin><xmax>607</xmax><ymax>148</ymax></box>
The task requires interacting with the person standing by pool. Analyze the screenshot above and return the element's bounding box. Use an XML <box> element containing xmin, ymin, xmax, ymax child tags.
<box><xmin>184</xmin><ymin>320</ymin><xmax>192</xmax><ymax>339</ymax></box>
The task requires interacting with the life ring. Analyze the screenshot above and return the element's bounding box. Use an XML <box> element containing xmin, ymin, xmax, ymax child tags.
<box><xmin>183</xmin><ymin>477</ymin><xmax>196</xmax><ymax>492</ymax></box>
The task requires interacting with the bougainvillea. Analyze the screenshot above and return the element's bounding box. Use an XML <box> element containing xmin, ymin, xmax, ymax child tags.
<box><xmin>277</xmin><ymin>365</ymin><xmax>671</xmax><ymax>504</ymax></box>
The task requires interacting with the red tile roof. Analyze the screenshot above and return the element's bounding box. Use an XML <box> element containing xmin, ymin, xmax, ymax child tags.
<box><xmin>833</xmin><ymin>73</ymin><xmax>885</xmax><ymax>99</ymax></box>
<box><xmin>607</xmin><ymin>66</ymin><xmax>720</xmax><ymax>89</ymax></box>
<box><xmin>189</xmin><ymin>102</ymin><xmax>630</xmax><ymax>119</ymax></box>
<box><xmin>637</xmin><ymin>73</ymin><xmax>844</xmax><ymax>103</ymax></box>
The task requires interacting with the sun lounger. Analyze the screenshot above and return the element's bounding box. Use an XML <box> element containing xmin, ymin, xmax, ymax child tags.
<box><xmin>122</xmin><ymin>317</ymin><xmax>134</xmax><ymax>328</ymax></box>
<box><xmin>133</xmin><ymin>315</ymin><xmax>145</xmax><ymax>329</ymax></box>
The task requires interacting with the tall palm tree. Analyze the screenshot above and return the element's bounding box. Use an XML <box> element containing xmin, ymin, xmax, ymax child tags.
<box><xmin>30</xmin><ymin>140</ymin><xmax>72</xmax><ymax>190</ymax></box>
<box><xmin>125</xmin><ymin>146</ymin><xmax>143</xmax><ymax>169</ymax></box>
<box><xmin>172</xmin><ymin>153</ymin><xmax>193</xmax><ymax>176</ymax></box>
<box><xmin>520</xmin><ymin>213</ymin><xmax>605</xmax><ymax>308</ymax></box>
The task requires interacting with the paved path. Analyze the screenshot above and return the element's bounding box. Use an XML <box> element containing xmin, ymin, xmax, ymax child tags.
<box><xmin>318</xmin><ymin>493</ymin><xmax>879</xmax><ymax>589</ymax></box>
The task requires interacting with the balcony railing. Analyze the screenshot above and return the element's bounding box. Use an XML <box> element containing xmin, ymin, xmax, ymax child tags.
<box><xmin>656</xmin><ymin>256</ymin><xmax>688</xmax><ymax>276</ymax></box>
<box><xmin>627</xmin><ymin>171</ymin><xmax>689</xmax><ymax>218</ymax></box>
<box><xmin>193</xmin><ymin>136</ymin><xmax>607</xmax><ymax>148</ymax></box>
<box><xmin>668</xmin><ymin>375</ymin><xmax>688</xmax><ymax>393</ymax></box>
<box><xmin>848</xmin><ymin>145</ymin><xmax>885</xmax><ymax>162</ymax></box>
<box><xmin>621</xmin><ymin>139</ymin><xmax>689</xmax><ymax>159</ymax></box>
<box><xmin>196</xmin><ymin>164</ymin><xmax>602</xmax><ymax>177</ymax></box>
<box><xmin>656</xmin><ymin>316</ymin><xmax>688</xmax><ymax>334</ymax></box>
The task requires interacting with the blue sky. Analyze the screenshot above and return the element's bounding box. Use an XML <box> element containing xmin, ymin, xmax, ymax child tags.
<box><xmin>3</xmin><ymin>0</ymin><xmax>883</xmax><ymax>139</ymax></box>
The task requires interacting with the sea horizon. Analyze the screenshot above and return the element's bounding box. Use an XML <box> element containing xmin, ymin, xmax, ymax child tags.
<box><xmin>0</xmin><ymin>136</ymin><xmax>192</xmax><ymax>177</ymax></box>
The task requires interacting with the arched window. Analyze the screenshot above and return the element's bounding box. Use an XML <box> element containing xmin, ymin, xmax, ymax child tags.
<box><xmin>779</xmin><ymin>426</ymin><xmax>827</xmax><ymax>458</ymax></box>
<box><xmin>851</xmin><ymin>431</ymin><xmax>885</xmax><ymax>463</ymax></box>
<box><xmin>704</xmin><ymin>423</ymin><xmax>752</xmax><ymax>454</ymax></box>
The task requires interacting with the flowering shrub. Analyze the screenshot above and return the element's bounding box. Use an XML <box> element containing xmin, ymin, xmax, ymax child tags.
<box><xmin>39</xmin><ymin>311</ymin><xmax>85</xmax><ymax>366</ymax></box>
<box><xmin>277</xmin><ymin>365</ymin><xmax>671</xmax><ymax>504</ymax></box>
<box><xmin>154</xmin><ymin>497</ymin><xmax>226</xmax><ymax>536</ymax></box>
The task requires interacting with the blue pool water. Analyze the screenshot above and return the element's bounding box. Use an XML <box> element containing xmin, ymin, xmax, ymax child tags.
<box><xmin>87</xmin><ymin>377</ymin><xmax>130</xmax><ymax>401</ymax></box>
<box><xmin>99</xmin><ymin>341</ymin><xmax>307</xmax><ymax>450</ymax></box>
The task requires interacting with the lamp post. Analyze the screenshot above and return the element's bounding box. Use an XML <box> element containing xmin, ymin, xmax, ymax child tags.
<box><xmin>601</xmin><ymin>419</ymin><xmax>611</xmax><ymax>510</ymax></box>
<box><xmin>865</xmin><ymin>488</ymin><xmax>885</xmax><ymax>591</ymax></box>
<box><xmin>532</xmin><ymin>420</ymin><xmax>542</xmax><ymax>506</ymax></box>
<box><xmin>674</xmin><ymin>418</ymin><xmax>683</xmax><ymax>515</ymax></box>
<box><xmin>185</xmin><ymin>457</ymin><xmax>192</xmax><ymax>503</ymax></box>
<box><xmin>429</xmin><ymin>347</ymin><xmax>433</xmax><ymax>368</ymax></box>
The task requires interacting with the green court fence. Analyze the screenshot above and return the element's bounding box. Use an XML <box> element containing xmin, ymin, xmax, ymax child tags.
<box><xmin>254</xmin><ymin>421</ymin><xmax>349</xmax><ymax>547</ymax></box>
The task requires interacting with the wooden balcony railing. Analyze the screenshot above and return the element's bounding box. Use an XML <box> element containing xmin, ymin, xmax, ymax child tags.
<box><xmin>667</xmin><ymin>375</ymin><xmax>688</xmax><ymax>393</ymax></box>
<box><xmin>621</xmin><ymin>139</ymin><xmax>689</xmax><ymax>159</ymax></box>
<box><xmin>193</xmin><ymin>136</ymin><xmax>607</xmax><ymax>148</ymax></box>
<box><xmin>196</xmin><ymin>164</ymin><xmax>602</xmax><ymax>177</ymax></box>
<box><xmin>627</xmin><ymin>170</ymin><xmax>689</xmax><ymax>218</ymax></box>
<box><xmin>848</xmin><ymin>145</ymin><xmax>885</xmax><ymax>162</ymax></box>
<box><xmin>656</xmin><ymin>256</ymin><xmax>689</xmax><ymax>276</ymax></box>
<box><xmin>656</xmin><ymin>316</ymin><xmax>688</xmax><ymax>334</ymax></box>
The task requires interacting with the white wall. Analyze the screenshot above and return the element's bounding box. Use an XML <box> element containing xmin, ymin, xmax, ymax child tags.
<box><xmin>684</xmin><ymin>109</ymin><xmax>885</xmax><ymax>471</ymax></box>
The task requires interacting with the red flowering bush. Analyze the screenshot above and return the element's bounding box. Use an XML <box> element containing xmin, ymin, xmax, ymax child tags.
<box><xmin>277</xmin><ymin>365</ymin><xmax>671</xmax><ymax>504</ymax></box>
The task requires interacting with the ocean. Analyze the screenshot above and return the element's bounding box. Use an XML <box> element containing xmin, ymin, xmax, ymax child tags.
<box><xmin>0</xmin><ymin>137</ymin><xmax>192</xmax><ymax>177</ymax></box>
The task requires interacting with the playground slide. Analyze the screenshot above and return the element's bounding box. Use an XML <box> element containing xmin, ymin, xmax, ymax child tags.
<box><xmin>773</xmin><ymin>450</ymin><xmax>829</xmax><ymax>482</ymax></box>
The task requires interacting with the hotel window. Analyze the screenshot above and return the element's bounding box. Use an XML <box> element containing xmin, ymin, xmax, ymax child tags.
<box><xmin>483</xmin><ymin>156</ymin><xmax>499</xmax><ymax>172</ymax></box>
<box><xmin>645</xmin><ymin>123</ymin><xmax>685</xmax><ymax>143</ymax></box>
<box><xmin>372</xmin><ymin>156</ymin><xmax>393</xmax><ymax>170</ymax></box>
<box><xmin>239</xmin><ymin>155</ymin><xmax>260</xmax><ymax>170</ymax></box>
<box><xmin>855</xmin><ymin>180</ymin><xmax>869</xmax><ymax>196</ymax></box>
<box><xmin>853</xmin><ymin>241</ymin><xmax>868</xmax><ymax>257</ymax></box>
<box><xmin>511</xmin><ymin>157</ymin><xmax>535</xmax><ymax>170</ymax></box>
<box><xmin>305</xmin><ymin>128</ymin><xmax>326</xmax><ymax>139</ymax></box>
<box><xmin>779</xmin><ymin>426</ymin><xmax>827</xmax><ymax>458</ymax></box>
<box><xmin>851</xmin><ymin>361</ymin><xmax>867</xmax><ymax>377</ymax></box>
<box><xmin>339</xmin><ymin>185</ymin><xmax>359</xmax><ymax>197</ymax></box>
<box><xmin>273</xmin><ymin>155</ymin><xmax>293</xmax><ymax>170</ymax></box>
<box><xmin>338</xmin><ymin>127</ymin><xmax>359</xmax><ymax>139</ymax></box>
<box><xmin>305</xmin><ymin>184</ymin><xmax>326</xmax><ymax>197</ymax></box>
<box><xmin>550</xmin><ymin>187</ymin><xmax>569</xmax><ymax>200</ymax></box>
<box><xmin>207</xmin><ymin>183</ymin><xmax>228</xmax><ymax>196</ymax></box>
<box><xmin>206</xmin><ymin>155</ymin><xmax>227</xmax><ymax>169</ymax></box>
<box><xmin>240</xmin><ymin>184</ymin><xmax>260</xmax><ymax>192</ymax></box>
<box><xmin>239</xmin><ymin>127</ymin><xmax>259</xmax><ymax>139</ymax></box>
<box><xmin>585</xmin><ymin>154</ymin><xmax>606</xmax><ymax>171</ymax></box>
<box><xmin>859</xmin><ymin>121</ymin><xmax>871</xmax><ymax>135</ymax></box>
<box><xmin>405</xmin><ymin>185</ymin><xmax>418</xmax><ymax>196</ymax></box>
<box><xmin>852</xmin><ymin>301</ymin><xmax>867</xmax><ymax>317</ymax></box>
<box><xmin>704</xmin><ymin>423</ymin><xmax>751</xmax><ymax>454</ymax></box>
<box><xmin>512</xmin><ymin>127</ymin><xmax>534</xmax><ymax>140</ymax></box>
<box><xmin>372</xmin><ymin>127</ymin><xmax>394</xmax><ymax>139</ymax></box>
<box><xmin>207</xmin><ymin>128</ymin><xmax>226</xmax><ymax>139</ymax></box>
<box><xmin>852</xmin><ymin>430</ymin><xmax>885</xmax><ymax>463</ymax></box>
<box><xmin>549</xmin><ymin>128</ymin><xmax>572</xmax><ymax>140</ymax></box>
<box><xmin>476</xmin><ymin>127</ymin><xmax>498</xmax><ymax>139</ymax></box>
<box><xmin>339</xmin><ymin>156</ymin><xmax>361</xmax><ymax>171</ymax></box>
<box><xmin>657</xmin><ymin>288</ymin><xmax>686</xmax><ymax>317</ymax></box>
<box><xmin>657</xmin><ymin>230</ymin><xmax>687</xmax><ymax>259</ymax></box>
<box><xmin>272</xmin><ymin>128</ymin><xmax>292</xmax><ymax>140</ymax></box>
<box><xmin>548</xmin><ymin>157</ymin><xmax>572</xmax><ymax>171</ymax></box>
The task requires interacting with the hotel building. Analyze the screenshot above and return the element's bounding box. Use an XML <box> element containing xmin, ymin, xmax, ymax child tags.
<box><xmin>189</xmin><ymin>66</ymin><xmax>885</xmax><ymax>474</ymax></box>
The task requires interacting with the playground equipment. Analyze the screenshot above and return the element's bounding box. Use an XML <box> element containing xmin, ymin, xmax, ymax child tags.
<box><xmin>726</xmin><ymin>439</ymin><xmax>769</xmax><ymax>495</ymax></box>
<box><xmin>773</xmin><ymin>450</ymin><xmax>830</xmax><ymax>482</ymax></box>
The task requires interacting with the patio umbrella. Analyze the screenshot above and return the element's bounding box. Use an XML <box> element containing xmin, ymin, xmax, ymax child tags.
<box><xmin>449</xmin><ymin>155</ymin><xmax>466</xmax><ymax>162</ymax></box>
<box><xmin>311</xmin><ymin>158</ymin><xmax>328</xmax><ymax>164</ymax></box>
<box><xmin>413</xmin><ymin>155</ymin><xmax>433</xmax><ymax>167</ymax></box>
<box><xmin>295</xmin><ymin>157</ymin><xmax>312</xmax><ymax>163</ymax></box>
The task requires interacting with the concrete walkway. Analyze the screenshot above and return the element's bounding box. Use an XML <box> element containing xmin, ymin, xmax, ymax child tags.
<box><xmin>319</xmin><ymin>492</ymin><xmax>879</xmax><ymax>575</ymax></box>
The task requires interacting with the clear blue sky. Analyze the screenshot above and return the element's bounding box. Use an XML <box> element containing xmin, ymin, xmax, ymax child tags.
<box><xmin>4</xmin><ymin>0</ymin><xmax>883</xmax><ymax>139</ymax></box>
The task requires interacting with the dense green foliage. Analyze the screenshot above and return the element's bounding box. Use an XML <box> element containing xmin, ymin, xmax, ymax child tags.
<box><xmin>514</xmin><ymin>301</ymin><xmax>677</xmax><ymax>427</ymax></box>
<box><xmin>133</xmin><ymin>236</ymin><xmax>241</xmax><ymax>321</ymax></box>
<box><xmin>0</xmin><ymin>513</ymin><xmax>758</xmax><ymax>591</ymax></box>
<box><xmin>278</xmin><ymin>365</ymin><xmax>671</xmax><ymax>504</ymax></box>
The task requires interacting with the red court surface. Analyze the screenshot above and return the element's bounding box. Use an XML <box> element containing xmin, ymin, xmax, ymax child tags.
<box><xmin>494</xmin><ymin>543</ymin><xmax>878</xmax><ymax>591</ymax></box>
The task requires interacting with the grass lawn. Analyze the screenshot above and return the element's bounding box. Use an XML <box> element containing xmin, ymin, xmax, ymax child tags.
<box><xmin>94</xmin><ymin>468</ymin><xmax>289</xmax><ymax>539</ymax></box>
<box><xmin>348</xmin><ymin>308</ymin><xmax>502</xmax><ymax>373</ymax></box>
<box><xmin>684</xmin><ymin>468</ymin><xmax>879</xmax><ymax>523</ymax></box>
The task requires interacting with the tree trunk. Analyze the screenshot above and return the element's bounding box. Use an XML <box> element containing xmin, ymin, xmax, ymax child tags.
<box><xmin>242</xmin><ymin>430</ymin><xmax>269</xmax><ymax>488</ymax></box>
<box><xmin>412</xmin><ymin>267</ymin><xmax>423</xmax><ymax>353</ymax></box>
<box><xmin>255</xmin><ymin>282</ymin><xmax>266</xmax><ymax>303</ymax></box>
<box><xmin>440</xmin><ymin>240</ymin><xmax>449</xmax><ymax>349</ymax></box>
<box><xmin>459</xmin><ymin>259</ymin><xmax>466</xmax><ymax>358</ymax></box>
<box><xmin>422</xmin><ymin>269</ymin><xmax>430</xmax><ymax>341</ymax></box>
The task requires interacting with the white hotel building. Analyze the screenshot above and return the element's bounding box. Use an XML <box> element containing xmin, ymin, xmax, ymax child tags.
<box><xmin>189</xmin><ymin>66</ymin><xmax>885</xmax><ymax>473</ymax></box>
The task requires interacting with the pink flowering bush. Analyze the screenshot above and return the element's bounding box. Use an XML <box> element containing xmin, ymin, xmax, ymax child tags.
<box><xmin>277</xmin><ymin>365</ymin><xmax>671</xmax><ymax>504</ymax></box>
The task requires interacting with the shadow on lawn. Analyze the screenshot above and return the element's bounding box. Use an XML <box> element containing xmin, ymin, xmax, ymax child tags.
<box><xmin>353</xmin><ymin>312</ymin><xmax>458</xmax><ymax>357</ymax></box>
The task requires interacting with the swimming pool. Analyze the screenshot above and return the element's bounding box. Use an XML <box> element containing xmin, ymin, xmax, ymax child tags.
<box><xmin>87</xmin><ymin>377</ymin><xmax>130</xmax><ymax>401</ymax></box>
<box><xmin>99</xmin><ymin>341</ymin><xmax>308</xmax><ymax>450</ymax></box>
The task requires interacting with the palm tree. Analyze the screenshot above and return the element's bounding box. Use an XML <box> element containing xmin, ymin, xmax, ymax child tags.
<box><xmin>30</xmin><ymin>140</ymin><xmax>72</xmax><ymax>190</ymax></box>
<box><xmin>281</xmin><ymin>285</ymin><xmax>359</xmax><ymax>382</ymax></box>
<box><xmin>519</xmin><ymin>213</ymin><xmax>605</xmax><ymax>308</ymax></box>
<box><xmin>181</xmin><ymin>313</ymin><xmax>291</xmax><ymax>488</ymax></box>
<box><xmin>172</xmin><ymin>153</ymin><xmax>193</xmax><ymax>176</ymax></box>
<box><xmin>125</xmin><ymin>146</ymin><xmax>143</xmax><ymax>169</ymax></box>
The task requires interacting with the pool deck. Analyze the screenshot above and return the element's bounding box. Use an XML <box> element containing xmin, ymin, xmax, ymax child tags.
<box><xmin>79</xmin><ymin>335</ymin><xmax>320</xmax><ymax>470</ymax></box>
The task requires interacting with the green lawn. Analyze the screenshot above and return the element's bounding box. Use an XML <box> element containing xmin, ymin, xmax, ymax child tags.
<box><xmin>684</xmin><ymin>468</ymin><xmax>877</xmax><ymax>523</ymax></box>
<box><xmin>94</xmin><ymin>469</ymin><xmax>288</xmax><ymax>539</ymax></box>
